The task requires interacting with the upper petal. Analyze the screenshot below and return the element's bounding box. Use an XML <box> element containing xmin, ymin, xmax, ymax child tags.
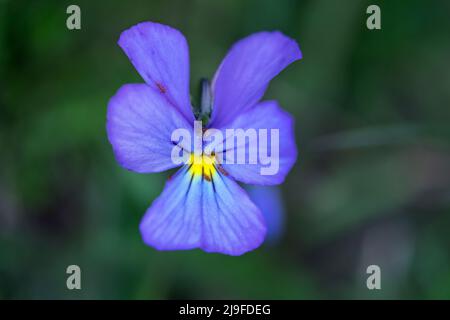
<box><xmin>139</xmin><ymin>165</ymin><xmax>266</xmax><ymax>256</ymax></box>
<box><xmin>107</xmin><ymin>84</ymin><xmax>192</xmax><ymax>173</ymax></box>
<box><xmin>118</xmin><ymin>22</ymin><xmax>194</xmax><ymax>122</ymax></box>
<box><xmin>218</xmin><ymin>100</ymin><xmax>298</xmax><ymax>185</ymax></box>
<box><xmin>210</xmin><ymin>31</ymin><xmax>302</xmax><ymax>128</ymax></box>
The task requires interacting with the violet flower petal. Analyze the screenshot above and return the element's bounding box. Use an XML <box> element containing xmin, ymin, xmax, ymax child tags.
<box><xmin>210</xmin><ymin>31</ymin><xmax>302</xmax><ymax>128</ymax></box>
<box><xmin>107</xmin><ymin>84</ymin><xmax>192</xmax><ymax>173</ymax></box>
<box><xmin>140</xmin><ymin>166</ymin><xmax>266</xmax><ymax>256</ymax></box>
<box><xmin>218</xmin><ymin>100</ymin><xmax>297</xmax><ymax>185</ymax></box>
<box><xmin>118</xmin><ymin>22</ymin><xmax>194</xmax><ymax>122</ymax></box>
<box><xmin>246</xmin><ymin>185</ymin><xmax>285</xmax><ymax>243</ymax></box>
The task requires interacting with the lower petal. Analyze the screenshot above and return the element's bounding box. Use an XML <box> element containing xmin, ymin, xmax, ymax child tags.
<box><xmin>139</xmin><ymin>165</ymin><xmax>266</xmax><ymax>256</ymax></box>
<box><xmin>139</xmin><ymin>166</ymin><xmax>202</xmax><ymax>251</ymax></box>
<box><xmin>201</xmin><ymin>169</ymin><xmax>266</xmax><ymax>255</ymax></box>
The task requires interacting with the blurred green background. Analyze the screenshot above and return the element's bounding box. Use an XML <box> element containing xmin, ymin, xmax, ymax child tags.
<box><xmin>1</xmin><ymin>0</ymin><xmax>450</xmax><ymax>299</ymax></box>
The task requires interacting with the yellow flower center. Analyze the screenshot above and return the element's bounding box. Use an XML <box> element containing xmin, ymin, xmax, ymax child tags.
<box><xmin>188</xmin><ymin>153</ymin><xmax>216</xmax><ymax>181</ymax></box>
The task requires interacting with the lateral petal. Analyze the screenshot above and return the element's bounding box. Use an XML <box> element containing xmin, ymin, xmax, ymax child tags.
<box><xmin>107</xmin><ymin>84</ymin><xmax>192</xmax><ymax>173</ymax></box>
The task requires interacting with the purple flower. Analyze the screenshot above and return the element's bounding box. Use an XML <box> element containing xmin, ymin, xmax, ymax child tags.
<box><xmin>107</xmin><ymin>22</ymin><xmax>301</xmax><ymax>256</ymax></box>
<box><xmin>246</xmin><ymin>186</ymin><xmax>285</xmax><ymax>244</ymax></box>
